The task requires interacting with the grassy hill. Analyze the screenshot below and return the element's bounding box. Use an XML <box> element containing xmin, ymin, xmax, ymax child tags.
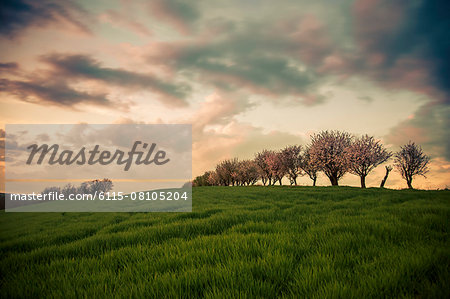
<box><xmin>1</xmin><ymin>186</ymin><xmax>449</xmax><ymax>298</ymax></box>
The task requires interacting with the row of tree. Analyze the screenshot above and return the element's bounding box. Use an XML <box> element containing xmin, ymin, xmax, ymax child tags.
<box><xmin>193</xmin><ymin>130</ymin><xmax>430</xmax><ymax>189</ymax></box>
<box><xmin>41</xmin><ymin>179</ymin><xmax>114</xmax><ymax>198</ymax></box>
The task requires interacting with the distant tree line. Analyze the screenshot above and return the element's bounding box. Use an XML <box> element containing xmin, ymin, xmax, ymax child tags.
<box><xmin>41</xmin><ymin>179</ymin><xmax>113</xmax><ymax>197</ymax></box>
<box><xmin>193</xmin><ymin>130</ymin><xmax>430</xmax><ymax>189</ymax></box>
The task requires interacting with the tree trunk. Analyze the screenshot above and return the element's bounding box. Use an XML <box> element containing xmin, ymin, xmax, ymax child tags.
<box><xmin>329</xmin><ymin>176</ymin><xmax>338</xmax><ymax>186</ymax></box>
<box><xmin>407</xmin><ymin>178</ymin><xmax>413</xmax><ymax>189</ymax></box>
<box><xmin>312</xmin><ymin>177</ymin><xmax>316</xmax><ymax>187</ymax></box>
<box><xmin>278</xmin><ymin>178</ymin><xmax>282</xmax><ymax>186</ymax></box>
<box><xmin>380</xmin><ymin>166</ymin><xmax>392</xmax><ymax>188</ymax></box>
<box><xmin>380</xmin><ymin>175</ymin><xmax>387</xmax><ymax>188</ymax></box>
<box><xmin>360</xmin><ymin>175</ymin><xmax>366</xmax><ymax>188</ymax></box>
<box><xmin>293</xmin><ymin>177</ymin><xmax>297</xmax><ymax>185</ymax></box>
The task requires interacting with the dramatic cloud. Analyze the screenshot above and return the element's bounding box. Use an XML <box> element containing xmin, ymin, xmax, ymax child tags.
<box><xmin>0</xmin><ymin>0</ymin><xmax>92</xmax><ymax>38</ymax></box>
<box><xmin>352</xmin><ymin>0</ymin><xmax>450</xmax><ymax>100</ymax></box>
<box><xmin>386</xmin><ymin>100</ymin><xmax>450</xmax><ymax>161</ymax></box>
<box><xmin>0</xmin><ymin>77</ymin><xmax>113</xmax><ymax>108</ymax></box>
<box><xmin>352</xmin><ymin>0</ymin><xmax>450</xmax><ymax>165</ymax></box>
<box><xmin>149</xmin><ymin>0</ymin><xmax>200</xmax><ymax>35</ymax></box>
<box><xmin>41</xmin><ymin>54</ymin><xmax>191</xmax><ymax>106</ymax></box>
<box><xmin>0</xmin><ymin>54</ymin><xmax>192</xmax><ymax>108</ymax></box>
<box><xmin>145</xmin><ymin>20</ymin><xmax>331</xmax><ymax>105</ymax></box>
<box><xmin>0</xmin><ymin>62</ymin><xmax>19</xmax><ymax>74</ymax></box>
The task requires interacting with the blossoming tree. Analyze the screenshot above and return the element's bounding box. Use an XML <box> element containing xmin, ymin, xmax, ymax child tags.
<box><xmin>348</xmin><ymin>135</ymin><xmax>392</xmax><ymax>188</ymax></box>
<box><xmin>309</xmin><ymin>130</ymin><xmax>353</xmax><ymax>186</ymax></box>
<box><xmin>265</xmin><ymin>151</ymin><xmax>287</xmax><ymax>185</ymax></box>
<box><xmin>255</xmin><ymin>150</ymin><xmax>274</xmax><ymax>185</ymax></box>
<box><xmin>281</xmin><ymin>145</ymin><xmax>303</xmax><ymax>185</ymax></box>
<box><xmin>300</xmin><ymin>146</ymin><xmax>320</xmax><ymax>186</ymax></box>
<box><xmin>394</xmin><ymin>142</ymin><xmax>430</xmax><ymax>189</ymax></box>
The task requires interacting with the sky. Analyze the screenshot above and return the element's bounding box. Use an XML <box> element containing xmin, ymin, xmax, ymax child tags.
<box><xmin>0</xmin><ymin>0</ymin><xmax>449</xmax><ymax>190</ymax></box>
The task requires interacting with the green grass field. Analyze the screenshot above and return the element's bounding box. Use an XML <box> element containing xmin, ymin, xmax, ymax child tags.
<box><xmin>1</xmin><ymin>186</ymin><xmax>449</xmax><ymax>298</ymax></box>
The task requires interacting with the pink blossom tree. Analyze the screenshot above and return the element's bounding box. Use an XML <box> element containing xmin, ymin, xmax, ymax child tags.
<box><xmin>238</xmin><ymin>160</ymin><xmax>260</xmax><ymax>186</ymax></box>
<box><xmin>266</xmin><ymin>151</ymin><xmax>287</xmax><ymax>185</ymax></box>
<box><xmin>207</xmin><ymin>171</ymin><xmax>219</xmax><ymax>186</ymax></box>
<box><xmin>348</xmin><ymin>135</ymin><xmax>392</xmax><ymax>188</ymax></box>
<box><xmin>193</xmin><ymin>171</ymin><xmax>215</xmax><ymax>186</ymax></box>
<box><xmin>309</xmin><ymin>130</ymin><xmax>353</xmax><ymax>186</ymax></box>
<box><xmin>394</xmin><ymin>142</ymin><xmax>430</xmax><ymax>189</ymax></box>
<box><xmin>300</xmin><ymin>146</ymin><xmax>320</xmax><ymax>186</ymax></box>
<box><xmin>281</xmin><ymin>145</ymin><xmax>303</xmax><ymax>185</ymax></box>
<box><xmin>255</xmin><ymin>150</ymin><xmax>274</xmax><ymax>185</ymax></box>
<box><xmin>216</xmin><ymin>158</ymin><xmax>239</xmax><ymax>186</ymax></box>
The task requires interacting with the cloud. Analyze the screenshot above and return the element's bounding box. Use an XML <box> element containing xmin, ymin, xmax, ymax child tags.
<box><xmin>190</xmin><ymin>92</ymin><xmax>254</xmax><ymax>134</ymax></box>
<box><xmin>41</xmin><ymin>54</ymin><xmax>191</xmax><ymax>107</ymax></box>
<box><xmin>385</xmin><ymin>100</ymin><xmax>450</xmax><ymax>161</ymax></box>
<box><xmin>149</xmin><ymin>0</ymin><xmax>200</xmax><ymax>35</ymax></box>
<box><xmin>145</xmin><ymin>20</ymin><xmax>329</xmax><ymax>105</ymax></box>
<box><xmin>279</xmin><ymin>14</ymin><xmax>335</xmax><ymax>67</ymax></box>
<box><xmin>351</xmin><ymin>0</ymin><xmax>450</xmax><ymax>100</ymax></box>
<box><xmin>0</xmin><ymin>62</ymin><xmax>19</xmax><ymax>74</ymax></box>
<box><xmin>139</xmin><ymin>2</ymin><xmax>447</xmax><ymax>109</ymax></box>
<box><xmin>349</xmin><ymin>0</ymin><xmax>450</xmax><ymax>163</ymax></box>
<box><xmin>357</xmin><ymin>95</ymin><xmax>373</xmax><ymax>103</ymax></box>
<box><xmin>0</xmin><ymin>54</ymin><xmax>192</xmax><ymax>109</ymax></box>
<box><xmin>0</xmin><ymin>0</ymin><xmax>92</xmax><ymax>38</ymax></box>
<box><xmin>192</xmin><ymin>120</ymin><xmax>305</xmax><ymax>176</ymax></box>
<box><xmin>0</xmin><ymin>77</ymin><xmax>112</xmax><ymax>108</ymax></box>
<box><xmin>169</xmin><ymin>90</ymin><xmax>306</xmax><ymax>175</ymax></box>
<box><xmin>98</xmin><ymin>9</ymin><xmax>152</xmax><ymax>37</ymax></box>
<box><xmin>184</xmin><ymin>92</ymin><xmax>304</xmax><ymax>175</ymax></box>
<box><xmin>0</xmin><ymin>128</ymin><xmax>4</xmax><ymax>162</ymax></box>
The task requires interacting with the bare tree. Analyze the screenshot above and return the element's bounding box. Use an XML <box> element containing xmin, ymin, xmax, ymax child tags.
<box><xmin>281</xmin><ymin>145</ymin><xmax>302</xmax><ymax>185</ymax></box>
<box><xmin>380</xmin><ymin>165</ymin><xmax>393</xmax><ymax>188</ymax></box>
<box><xmin>89</xmin><ymin>179</ymin><xmax>114</xmax><ymax>194</ymax></box>
<box><xmin>309</xmin><ymin>130</ymin><xmax>353</xmax><ymax>186</ymax></box>
<box><xmin>41</xmin><ymin>179</ymin><xmax>113</xmax><ymax>198</ymax></box>
<box><xmin>41</xmin><ymin>186</ymin><xmax>61</xmax><ymax>195</ymax></box>
<box><xmin>300</xmin><ymin>146</ymin><xmax>320</xmax><ymax>186</ymax></box>
<box><xmin>394</xmin><ymin>142</ymin><xmax>430</xmax><ymax>189</ymax></box>
<box><xmin>61</xmin><ymin>183</ymin><xmax>77</xmax><ymax>198</ymax></box>
<box><xmin>78</xmin><ymin>181</ymin><xmax>91</xmax><ymax>194</ymax></box>
<box><xmin>348</xmin><ymin>135</ymin><xmax>392</xmax><ymax>188</ymax></box>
